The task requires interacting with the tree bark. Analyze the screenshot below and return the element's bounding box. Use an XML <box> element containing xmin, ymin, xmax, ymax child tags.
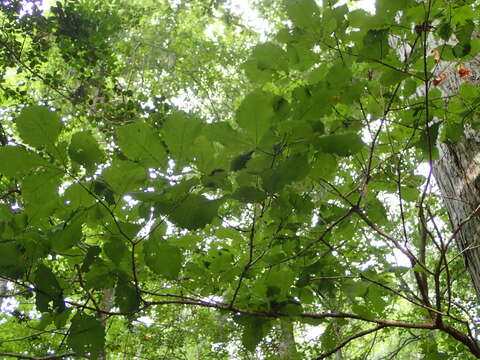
<box><xmin>278</xmin><ymin>318</ymin><xmax>300</xmax><ymax>360</ymax></box>
<box><xmin>97</xmin><ymin>288</ymin><xmax>115</xmax><ymax>360</ymax></box>
<box><xmin>0</xmin><ymin>279</ymin><xmax>7</xmax><ymax>307</ymax></box>
<box><xmin>433</xmin><ymin>131</ymin><xmax>480</xmax><ymax>298</ymax></box>
<box><xmin>432</xmin><ymin>58</ymin><xmax>480</xmax><ymax>300</ymax></box>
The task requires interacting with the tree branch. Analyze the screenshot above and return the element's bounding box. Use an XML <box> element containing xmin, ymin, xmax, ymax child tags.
<box><xmin>312</xmin><ymin>325</ymin><xmax>384</xmax><ymax>360</ymax></box>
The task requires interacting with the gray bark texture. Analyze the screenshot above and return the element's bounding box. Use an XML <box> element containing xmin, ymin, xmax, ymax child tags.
<box><xmin>278</xmin><ymin>318</ymin><xmax>300</xmax><ymax>360</ymax></box>
<box><xmin>98</xmin><ymin>288</ymin><xmax>115</xmax><ymax>360</ymax></box>
<box><xmin>432</xmin><ymin>56</ymin><xmax>480</xmax><ymax>299</ymax></box>
<box><xmin>0</xmin><ymin>279</ymin><xmax>7</xmax><ymax>307</ymax></box>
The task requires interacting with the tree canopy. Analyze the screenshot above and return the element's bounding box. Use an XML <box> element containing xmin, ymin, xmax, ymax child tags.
<box><xmin>1</xmin><ymin>0</ymin><xmax>480</xmax><ymax>359</ymax></box>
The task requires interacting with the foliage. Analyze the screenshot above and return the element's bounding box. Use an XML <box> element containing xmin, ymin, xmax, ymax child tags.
<box><xmin>1</xmin><ymin>0</ymin><xmax>480</xmax><ymax>359</ymax></box>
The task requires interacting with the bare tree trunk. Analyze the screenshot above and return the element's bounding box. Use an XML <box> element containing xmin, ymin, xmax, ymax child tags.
<box><xmin>0</xmin><ymin>279</ymin><xmax>7</xmax><ymax>308</ymax></box>
<box><xmin>433</xmin><ymin>131</ymin><xmax>480</xmax><ymax>298</ymax></box>
<box><xmin>278</xmin><ymin>318</ymin><xmax>300</xmax><ymax>360</ymax></box>
<box><xmin>432</xmin><ymin>58</ymin><xmax>480</xmax><ymax>300</ymax></box>
<box><xmin>98</xmin><ymin>288</ymin><xmax>115</xmax><ymax>360</ymax></box>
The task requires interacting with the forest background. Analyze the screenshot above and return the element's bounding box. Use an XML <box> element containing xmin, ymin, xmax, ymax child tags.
<box><xmin>1</xmin><ymin>0</ymin><xmax>480</xmax><ymax>359</ymax></box>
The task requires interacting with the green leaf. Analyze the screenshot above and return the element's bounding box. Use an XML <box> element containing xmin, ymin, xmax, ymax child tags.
<box><xmin>438</xmin><ymin>22</ymin><xmax>453</xmax><ymax>41</ymax></box>
<box><xmin>285</xmin><ymin>0</ymin><xmax>319</xmax><ymax>28</ymax></box>
<box><xmin>67</xmin><ymin>313</ymin><xmax>105</xmax><ymax>358</ymax></box>
<box><xmin>231</xmin><ymin>186</ymin><xmax>267</xmax><ymax>203</ymax></box>
<box><xmin>34</xmin><ymin>264</ymin><xmax>64</xmax><ymax>313</ymax></box>
<box><xmin>103</xmin><ymin>236</ymin><xmax>128</xmax><ymax>266</ymax></box>
<box><xmin>68</xmin><ymin>132</ymin><xmax>104</xmax><ymax>171</ymax></box>
<box><xmin>64</xmin><ymin>183</ymin><xmax>95</xmax><ymax>208</ymax></box>
<box><xmin>84</xmin><ymin>260</ymin><xmax>114</xmax><ymax>290</ymax></box>
<box><xmin>243</xmin><ymin>42</ymin><xmax>288</xmax><ymax>83</ymax></box>
<box><xmin>315</xmin><ymin>133</ymin><xmax>364</xmax><ymax>156</ymax></box>
<box><xmin>237</xmin><ymin>316</ymin><xmax>272</xmax><ymax>352</ymax></box>
<box><xmin>380</xmin><ymin>69</ymin><xmax>409</xmax><ymax>87</ymax></box>
<box><xmin>440</xmin><ymin>120</ymin><xmax>464</xmax><ymax>143</ymax></box>
<box><xmin>459</xmin><ymin>82</ymin><xmax>479</xmax><ymax>102</ymax></box>
<box><xmin>286</xmin><ymin>161</ymin><xmax>309</xmax><ymax>186</ymax></box>
<box><xmin>326</xmin><ymin>62</ymin><xmax>351</xmax><ymax>88</ymax></box>
<box><xmin>81</xmin><ymin>246</ymin><xmax>102</xmax><ymax>272</ymax></box>
<box><xmin>415</xmin><ymin>122</ymin><xmax>440</xmax><ymax>160</ymax></box>
<box><xmin>412</xmin><ymin>263</ymin><xmax>428</xmax><ymax>274</ymax></box>
<box><xmin>115</xmin><ymin>278</ymin><xmax>140</xmax><ymax>313</ymax></box>
<box><xmin>54</xmin><ymin>309</ymin><xmax>71</xmax><ymax>329</ymax></box>
<box><xmin>22</xmin><ymin>169</ymin><xmax>63</xmax><ymax>224</ymax></box>
<box><xmin>203</xmin><ymin>122</ymin><xmax>247</xmax><ymax>150</ymax></box>
<box><xmin>0</xmin><ymin>146</ymin><xmax>48</xmax><ymax>177</ymax></box>
<box><xmin>116</xmin><ymin>121</ymin><xmax>166</xmax><ymax>168</ymax></box>
<box><xmin>348</xmin><ymin>9</ymin><xmax>381</xmax><ymax>30</ymax></box>
<box><xmin>376</xmin><ymin>0</ymin><xmax>414</xmax><ymax>18</ymax></box>
<box><xmin>51</xmin><ymin>214</ymin><xmax>83</xmax><ymax>252</ymax></box>
<box><xmin>163</xmin><ymin>111</ymin><xmax>203</xmax><ymax>164</ymax></box>
<box><xmin>167</xmin><ymin>194</ymin><xmax>222</xmax><ymax>230</ymax></box>
<box><xmin>143</xmin><ymin>239</ymin><xmax>184</xmax><ymax>279</ymax></box>
<box><xmin>102</xmin><ymin>160</ymin><xmax>147</xmax><ymax>196</ymax></box>
<box><xmin>278</xmin><ymin>301</ymin><xmax>303</xmax><ymax>316</ymax></box>
<box><xmin>236</xmin><ymin>90</ymin><xmax>274</xmax><ymax>144</ymax></box>
<box><xmin>262</xmin><ymin>153</ymin><xmax>309</xmax><ymax>193</ymax></box>
<box><xmin>0</xmin><ymin>242</ymin><xmax>26</xmax><ymax>278</ymax></box>
<box><xmin>92</xmin><ymin>179</ymin><xmax>116</xmax><ymax>205</ymax></box>
<box><xmin>310</xmin><ymin>153</ymin><xmax>338</xmax><ymax>181</ymax></box>
<box><xmin>358</xmin><ymin>29</ymin><xmax>390</xmax><ymax>61</ymax></box>
<box><xmin>342</xmin><ymin>280</ymin><xmax>368</xmax><ymax>298</ymax></box>
<box><xmin>365</xmin><ymin>195</ymin><xmax>388</xmax><ymax>225</ymax></box>
<box><xmin>168</xmin><ymin>234</ymin><xmax>202</xmax><ymax>250</ymax></box>
<box><xmin>320</xmin><ymin>324</ymin><xmax>337</xmax><ymax>350</ymax></box>
<box><xmin>351</xmin><ymin>303</ymin><xmax>375</xmax><ymax>320</ymax></box>
<box><xmin>230</xmin><ymin>150</ymin><xmax>254</xmax><ymax>171</ymax></box>
<box><xmin>367</xmin><ymin>286</ymin><xmax>387</xmax><ymax>313</ymax></box>
<box><xmin>16</xmin><ymin>106</ymin><xmax>63</xmax><ymax>149</ymax></box>
<box><xmin>452</xmin><ymin>7</ymin><xmax>475</xmax><ymax>25</ymax></box>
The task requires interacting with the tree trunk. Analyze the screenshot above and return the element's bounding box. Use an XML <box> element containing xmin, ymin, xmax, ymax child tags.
<box><xmin>98</xmin><ymin>288</ymin><xmax>115</xmax><ymax>360</ymax></box>
<box><xmin>433</xmin><ymin>131</ymin><xmax>480</xmax><ymax>298</ymax></box>
<box><xmin>0</xmin><ymin>279</ymin><xmax>7</xmax><ymax>307</ymax></box>
<box><xmin>278</xmin><ymin>318</ymin><xmax>300</xmax><ymax>360</ymax></box>
<box><xmin>432</xmin><ymin>58</ymin><xmax>480</xmax><ymax>299</ymax></box>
